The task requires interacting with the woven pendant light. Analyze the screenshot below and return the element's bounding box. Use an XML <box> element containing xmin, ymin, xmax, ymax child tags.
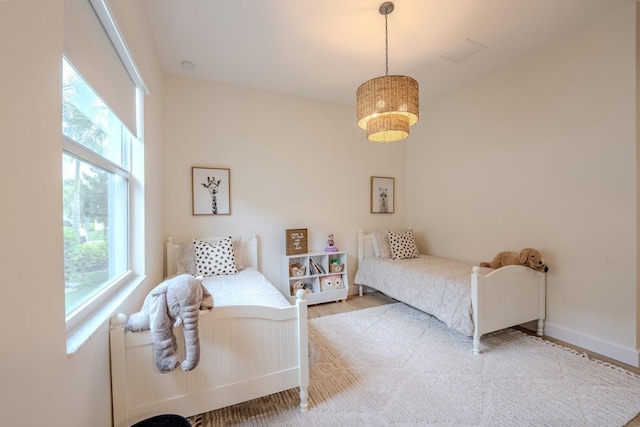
<box><xmin>357</xmin><ymin>2</ymin><xmax>419</xmax><ymax>143</ymax></box>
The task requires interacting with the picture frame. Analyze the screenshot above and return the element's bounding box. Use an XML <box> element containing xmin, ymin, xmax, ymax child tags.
<box><xmin>285</xmin><ymin>228</ymin><xmax>308</xmax><ymax>255</ymax></box>
<box><xmin>370</xmin><ymin>176</ymin><xmax>395</xmax><ymax>214</ymax></box>
<box><xmin>192</xmin><ymin>167</ymin><xmax>231</xmax><ymax>215</ymax></box>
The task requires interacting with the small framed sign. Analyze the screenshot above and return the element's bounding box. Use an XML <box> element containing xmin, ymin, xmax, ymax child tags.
<box><xmin>286</xmin><ymin>228</ymin><xmax>308</xmax><ymax>255</ymax></box>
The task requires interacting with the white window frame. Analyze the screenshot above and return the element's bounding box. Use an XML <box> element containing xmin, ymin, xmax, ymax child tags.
<box><xmin>63</xmin><ymin>134</ymin><xmax>133</xmax><ymax>332</ymax></box>
<box><xmin>65</xmin><ymin>0</ymin><xmax>147</xmax><ymax>353</ymax></box>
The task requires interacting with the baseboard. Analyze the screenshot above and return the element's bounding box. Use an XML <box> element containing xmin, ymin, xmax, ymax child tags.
<box><xmin>539</xmin><ymin>321</ymin><xmax>640</xmax><ymax>368</ymax></box>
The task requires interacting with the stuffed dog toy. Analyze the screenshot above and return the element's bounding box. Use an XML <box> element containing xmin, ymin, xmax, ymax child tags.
<box><xmin>533</xmin><ymin>263</ymin><xmax>550</xmax><ymax>273</ymax></box>
<box><xmin>127</xmin><ymin>274</ymin><xmax>214</xmax><ymax>373</ymax></box>
<box><xmin>480</xmin><ymin>248</ymin><xmax>548</xmax><ymax>272</ymax></box>
<box><xmin>291</xmin><ymin>280</ymin><xmax>312</xmax><ymax>295</ymax></box>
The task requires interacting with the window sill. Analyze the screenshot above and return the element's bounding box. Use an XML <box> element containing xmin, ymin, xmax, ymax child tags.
<box><xmin>66</xmin><ymin>274</ymin><xmax>146</xmax><ymax>355</ymax></box>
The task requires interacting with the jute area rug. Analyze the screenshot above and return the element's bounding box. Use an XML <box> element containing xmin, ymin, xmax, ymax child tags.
<box><xmin>189</xmin><ymin>303</ymin><xmax>640</xmax><ymax>426</ymax></box>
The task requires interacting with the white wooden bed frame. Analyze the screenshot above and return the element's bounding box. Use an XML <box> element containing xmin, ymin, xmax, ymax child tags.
<box><xmin>110</xmin><ymin>234</ymin><xmax>309</xmax><ymax>427</ymax></box>
<box><xmin>357</xmin><ymin>229</ymin><xmax>546</xmax><ymax>354</ymax></box>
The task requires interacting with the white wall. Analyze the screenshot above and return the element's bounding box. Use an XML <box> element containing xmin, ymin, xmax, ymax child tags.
<box><xmin>0</xmin><ymin>1</ymin><xmax>164</xmax><ymax>425</ymax></box>
<box><xmin>162</xmin><ymin>1</ymin><xmax>639</xmax><ymax>366</ymax></box>
<box><xmin>162</xmin><ymin>75</ymin><xmax>408</xmax><ymax>294</ymax></box>
<box><xmin>0</xmin><ymin>2</ymin><xmax>67</xmax><ymax>424</ymax></box>
<box><xmin>0</xmin><ymin>2</ymin><xmax>635</xmax><ymax>425</ymax></box>
<box><xmin>407</xmin><ymin>3</ymin><xmax>637</xmax><ymax>364</ymax></box>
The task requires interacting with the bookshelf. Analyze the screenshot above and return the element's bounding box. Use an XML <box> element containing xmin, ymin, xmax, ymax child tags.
<box><xmin>282</xmin><ymin>251</ymin><xmax>348</xmax><ymax>305</ymax></box>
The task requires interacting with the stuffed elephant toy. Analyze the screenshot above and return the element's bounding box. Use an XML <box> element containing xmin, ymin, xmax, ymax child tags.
<box><xmin>127</xmin><ymin>274</ymin><xmax>214</xmax><ymax>373</ymax></box>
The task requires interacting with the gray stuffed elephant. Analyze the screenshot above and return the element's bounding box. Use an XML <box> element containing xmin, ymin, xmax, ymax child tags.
<box><xmin>127</xmin><ymin>274</ymin><xmax>214</xmax><ymax>373</ymax></box>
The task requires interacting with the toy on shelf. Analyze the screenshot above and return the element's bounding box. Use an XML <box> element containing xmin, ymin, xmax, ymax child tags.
<box><xmin>320</xmin><ymin>275</ymin><xmax>344</xmax><ymax>291</ymax></box>
<box><xmin>291</xmin><ymin>280</ymin><xmax>313</xmax><ymax>295</ymax></box>
<box><xmin>289</xmin><ymin>263</ymin><xmax>306</xmax><ymax>277</ymax></box>
<box><xmin>325</xmin><ymin>233</ymin><xmax>338</xmax><ymax>252</ymax></box>
<box><xmin>329</xmin><ymin>259</ymin><xmax>344</xmax><ymax>273</ymax></box>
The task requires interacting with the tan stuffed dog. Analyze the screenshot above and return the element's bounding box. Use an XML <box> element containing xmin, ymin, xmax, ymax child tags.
<box><xmin>480</xmin><ymin>248</ymin><xmax>548</xmax><ymax>272</ymax></box>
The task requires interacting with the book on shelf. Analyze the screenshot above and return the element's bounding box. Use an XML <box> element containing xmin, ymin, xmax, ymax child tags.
<box><xmin>308</xmin><ymin>261</ymin><xmax>317</xmax><ymax>275</ymax></box>
<box><xmin>317</xmin><ymin>261</ymin><xmax>326</xmax><ymax>274</ymax></box>
<box><xmin>309</xmin><ymin>258</ymin><xmax>325</xmax><ymax>274</ymax></box>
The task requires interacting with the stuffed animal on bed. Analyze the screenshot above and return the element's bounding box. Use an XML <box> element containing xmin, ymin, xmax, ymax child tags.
<box><xmin>480</xmin><ymin>248</ymin><xmax>548</xmax><ymax>272</ymax></box>
<box><xmin>532</xmin><ymin>263</ymin><xmax>550</xmax><ymax>273</ymax></box>
<box><xmin>126</xmin><ymin>274</ymin><xmax>214</xmax><ymax>373</ymax></box>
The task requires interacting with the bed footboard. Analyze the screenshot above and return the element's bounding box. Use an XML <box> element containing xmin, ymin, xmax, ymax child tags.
<box><xmin>471</xmin><ymin>265</ymin><xmax>545</xmax><ymax>355</ymax></box>
<box><xmin>110</xmin><ymin>293</ymin><xmax>309</xmax><ymax>427</ymax></box>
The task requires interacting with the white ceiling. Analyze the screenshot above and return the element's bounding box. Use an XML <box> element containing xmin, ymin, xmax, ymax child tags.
<box><xmin>142</xmin><ymin>0</ymin><xmax>630</xmax><ymax>106</ymax></box>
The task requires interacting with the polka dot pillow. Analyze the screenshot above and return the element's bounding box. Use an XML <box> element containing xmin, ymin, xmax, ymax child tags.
<box><xmin>194</xmin><ymin>237</ymin><xmax>238</xmax><ymax>276</ymax></box>
<box><xmin>387</xmin><ymin>229</ymin><xmax>420</xmax><ymax>260</ymax></box>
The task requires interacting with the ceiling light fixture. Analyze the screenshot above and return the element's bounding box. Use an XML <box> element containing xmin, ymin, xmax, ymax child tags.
<box><xmin>181</xmin><ymin>60</ymin><xmax>195</xmax><ymax>71</ymax></box>
<box><xmin>357</xmin><ymin>2</ymin><xmax>419</xmax><ymax>143</ymax></box>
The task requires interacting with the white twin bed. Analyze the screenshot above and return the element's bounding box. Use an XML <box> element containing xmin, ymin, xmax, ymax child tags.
<box><xmin>354</xmin><ymin>229</ymin><xmax>546</xmax><ymax>354</ymax></box>
<box><xmin>109</xmin><ymin>229</ymin><xmax>546</xmax><ymax>425</ymax></box>
<box><xmin>109</xmin><ymin>234</ymin><xmax>309</xmax><ymax>427</ymax></box>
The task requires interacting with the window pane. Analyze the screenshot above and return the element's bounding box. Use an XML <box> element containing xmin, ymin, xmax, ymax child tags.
<box><xmin>63</xmin><ymin>153</ymin><xmax>128</xmax><ymax>315</ymax></box>
<box><xmin>62</xmin><ymin>58</ymin><xmax>131</xmax><ymax>170</ymax></box>
<box><xmin>62</xmin><ymin>56</ymin><xmax>133</xmax><ymax>320</ymax></box>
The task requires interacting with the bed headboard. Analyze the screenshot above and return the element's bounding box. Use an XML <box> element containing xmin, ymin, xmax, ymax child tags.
<box><xmin>357</xmin><ymin>229</ymin><xmax>376</xmax><ymax>265</ymax></box>
<box><xmin>166</xmin><ymin>234</ymin><xmax>258</xmax><ymax>277</ymax></box>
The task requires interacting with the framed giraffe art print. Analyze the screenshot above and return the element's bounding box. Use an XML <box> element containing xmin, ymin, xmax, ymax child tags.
<box><xmin>192</xmin><ymin>166</ymin><xmax>231</xmax><ymax>215</ymax></box>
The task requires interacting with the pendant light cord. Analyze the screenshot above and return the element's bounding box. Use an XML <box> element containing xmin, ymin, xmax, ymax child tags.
<box><xmin>385</xmin><ymin>13</ymin><xmax>389</xmax><ymax>76</ymax></box>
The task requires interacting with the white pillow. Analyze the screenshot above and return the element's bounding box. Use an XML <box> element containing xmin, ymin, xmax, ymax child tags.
<box><xmin>175</xmin><ymin>241</ymin><xmax>197</xmax><ymax>274</ymax></box>
<box><xmin>387</xmin><ymin>229</ymin><xmax>420</xmax><ymax>260</ymax></box>
<box><xmin>371</xmin><ymin>230</ymin><xmax>392</xmax><ymax>258</ymax></box>
<box><xmin>362</xmin><ymin>233</ymin><xmax>377</xmax><ymax>260</ymax></box>
<box><xmin>194</xmin><ymin>237</ymin><xmax>238</xmax><ymax>276</ymax></box>
<box><xmin>231</xmin><ymin>237</ymin><xmax>244</xmax><ymax>270</ymax></box>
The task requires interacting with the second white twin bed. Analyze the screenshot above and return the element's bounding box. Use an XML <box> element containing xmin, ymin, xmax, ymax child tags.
<box><xmin>354</xmin><ymin>229</ymin><xmax>547</xmax><ymax>355</ymax></box>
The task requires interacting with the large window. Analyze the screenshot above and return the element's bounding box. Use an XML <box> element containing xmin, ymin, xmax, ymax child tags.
<box><xmin>62</xmin><ymin>58</ymin><xmax>134</xmax><ymax>321</ymax></box>
<box><xmin>63</xmin><ymin>0</ymin><xmax>146</xmax><ymax>340</ymax></box>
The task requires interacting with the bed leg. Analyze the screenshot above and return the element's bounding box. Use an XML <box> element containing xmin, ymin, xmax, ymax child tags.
<box><xmin>537</xmin><ymin>319</ymin><xmax>545</xmax><ymax>336</ymax></box>
<box><xmin>299</xmin><ymin>386</ymin><xmax>309</xmax><ymax>413</ymax></box>
<box><xmin>358</xmin><ymin>285</ymin><xmax>363</xmax><ymax>297</ymax></box>
<box><xmin>473</xmin><ymin>335</ymin><xmax>480</xmax><ymax>355</ymax></box>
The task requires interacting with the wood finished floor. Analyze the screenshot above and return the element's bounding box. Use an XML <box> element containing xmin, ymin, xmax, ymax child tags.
<box><xmin>308</xmin><ymin>291</ymin><xmax>640</xmax><ymax>427</ymax></box>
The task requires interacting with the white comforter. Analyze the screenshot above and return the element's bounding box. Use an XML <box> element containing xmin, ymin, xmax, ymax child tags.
<box><xmin>354</xmin><ymin>255</ymin><xmax>492</xmax><ymax>336</ymax></box>
<box><xmin>201</xmin><ymin>267</ymin><xmax>291</xmax><ymax>308</ymax></box>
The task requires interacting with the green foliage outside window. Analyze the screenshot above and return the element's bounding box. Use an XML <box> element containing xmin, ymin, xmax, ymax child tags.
<box><xmin>63</xmin><ymin>58</ymin><xmax>131</xmax><ymax>316</ymax></box>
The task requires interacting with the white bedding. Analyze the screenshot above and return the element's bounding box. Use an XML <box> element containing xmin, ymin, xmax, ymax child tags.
<box><xmin>354</xmin><ymin>255</ymin><xmax>493</xmax><ymax>336</ymax></box>
<box><xmin>202</xmin><ymin>267</ymin><xmax>291</xmax><ymax>308</ymax></box>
